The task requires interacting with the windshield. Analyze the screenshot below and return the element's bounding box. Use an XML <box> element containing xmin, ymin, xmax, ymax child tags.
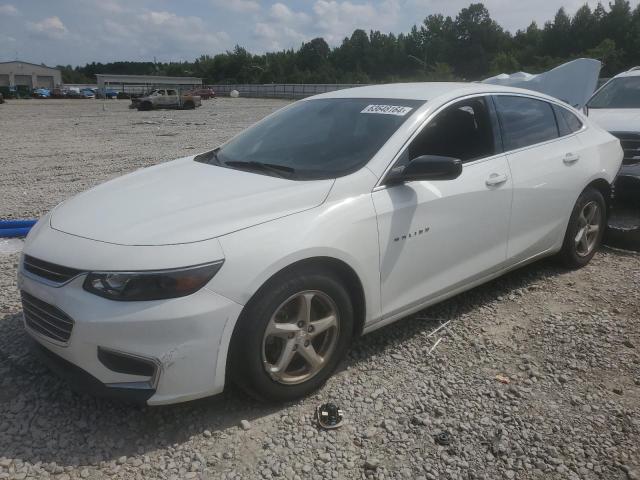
<box><xmin>214</xmin><ymin>98</ymin><xmax>424</xmax><ymax>180</ymax></box>
<box><xmin>588</xmin><ymin>76</ymin><xmax>640</xmax><ymax>109</ymax></box>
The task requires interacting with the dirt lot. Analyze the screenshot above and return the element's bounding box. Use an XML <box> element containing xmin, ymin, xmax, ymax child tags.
<box><xmin>0</xmin><ymin>99</ymin><xmax>639</xmax><ymax>480</ymax></box>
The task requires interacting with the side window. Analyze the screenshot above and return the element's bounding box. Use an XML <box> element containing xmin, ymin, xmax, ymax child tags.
<box><xmin>167</xmin><ymin>89</ymin><xmax>177</xmax><ymax>96</ymax></box>
<box><xmin>552</xmin><ymin>104</ymin><xmax>583</xmax><ymax>136</ymax></box>
<box><xmin>494</xmin><ymin>96</ymin><xmax>559</xmax><ymax>151</ymax></box>
<box><xmin>407</xmin><ymin>97</ymin><xmax>496</xmax><ymax>163</ymax></box>
<box><xmin>553</xmin><ymin>104</ymin><xmax>571</xmax><ymax>136</ymax></box>
<box><xmin>558</xmin><ymin>106</ymin><xmax>583</xmax><ymax>133</ymax></box>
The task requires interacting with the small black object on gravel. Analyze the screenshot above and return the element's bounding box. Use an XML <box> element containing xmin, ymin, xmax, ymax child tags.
<box><xmin>316</xmin><ymin>402</ymin><xmax>344</xmax><ymax>429</ymax></box>
<box><xmin>434</xmin><ymin>431</ymin><xmax>452</xmax><ymax>446</ymax></box>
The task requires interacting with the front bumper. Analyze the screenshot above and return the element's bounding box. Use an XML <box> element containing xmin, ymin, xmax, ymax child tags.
<box><xmin>615</xmin><ymin>163</ymin><xmax>640</xmax><ymax>203</ymax></box>
<box><xmin>18</xmin><ymin>265</ymin><xmax>243</xmax><ymax>405</ymax></box>
<box><xmin>31</xmin><ymin>340</ymin><xmax>157</xmax><ymax>404</ymax></box>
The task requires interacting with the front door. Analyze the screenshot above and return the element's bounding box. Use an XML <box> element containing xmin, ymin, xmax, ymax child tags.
<box><xmin>372</xmin><ymin>96</ymin><xmax>513</xmax><ymax>319</ymax></box>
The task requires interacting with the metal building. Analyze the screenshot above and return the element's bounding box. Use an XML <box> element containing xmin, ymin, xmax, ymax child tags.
<box><xmin>0</xmin><ymin>61</ymin><xmax>62</xmax><ymax>89</ymax></box>
<box><xmin>96</xmin><ymin>74</ymin><xmax>202</xmax><ymax>95</ymax></box>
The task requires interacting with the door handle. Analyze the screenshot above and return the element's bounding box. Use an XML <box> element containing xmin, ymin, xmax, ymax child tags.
<box><xmin>485</xmin><ymin>173</ymin><xmax>508</xmax><ymax>187</ymax></box>
<box><xmin>563</xmin><ymin>153</ymin><xmax>580</xmax><ymax>165</ymax></box>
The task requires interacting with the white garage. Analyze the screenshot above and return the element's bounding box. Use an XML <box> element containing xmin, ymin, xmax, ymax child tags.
<box><xmin>36</xmin><ymin>75</ymin><xmax>54</xmax><ymax>89</ymax></box>
<box><xmin>0</xmin><ymin>61</ymin><xmax>62</xmax><ymax>89</ymax></box>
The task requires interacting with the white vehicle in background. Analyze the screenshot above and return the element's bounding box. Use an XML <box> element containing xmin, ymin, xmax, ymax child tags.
<box><xmin>19</xmin><ymin>83</ymin><xmax>622</xmax><ymax>405</ymax></box>
<box><xmin>586</xmin><ymin>67</ymin><xmax>640</xmax><ymax>203</ymax></box>
<box><xmin>130</xmin><ymin>88</ymin><xmax>202</xmax><ymax>111</ymax></box>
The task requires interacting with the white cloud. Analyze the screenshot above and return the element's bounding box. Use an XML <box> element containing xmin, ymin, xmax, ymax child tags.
<box><xmin>95</xmin><ymin>0</ymin><xmax>126</xmax><ymax>14</ymax></box>
<box><xmin>312</xmin><ymin>0</ymin><xmax>400</xmax><ymax>43</ymax></box>
<box><xmin>254</xmin><ymin>21</ymin><xmax>307</xmax><ymax>50</ymax></box>
<box><xmin>26</xmin><ymin>16</ymin><xmax>68</xmax><ymax>40</ymax></box>
<box><xmin>212</xmin><ymin>0</ymin><xmax>260</xmax><ymax>13</ymax></box>
<box><xmin>252</xmin><ymin>3</ymin><xmax>312</xmax><ymax>50</ymax></box>
<box><xmin>106</xmin><ymin>10</ymin><xmax>231</xmax><ymax>59</ymax></box>
<box><xmin>270</xmin><ymin>3</ymin><xmax>310</xmax><ymax>24</ymax></box>
<box><xmin>251</xmin><ymin>0</ymin><xmax>405</xmax><ymax>52</ymax></box>
<box><xmin>0</xmin><ymin>4</ymin><xmax>18</xmax><ymax>15</ymax></box>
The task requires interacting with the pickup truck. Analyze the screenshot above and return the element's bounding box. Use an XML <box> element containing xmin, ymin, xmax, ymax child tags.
<box><xmin>130</xmin><ymin>89</ymin><xmax>202</xmax><ymax>110</ymax></box>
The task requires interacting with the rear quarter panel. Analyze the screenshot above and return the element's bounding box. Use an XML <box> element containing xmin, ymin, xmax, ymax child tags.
<box><xmin>575</xmin><ymin>121</ymin><xmax>623</xmax><ymax>185</ymax></box>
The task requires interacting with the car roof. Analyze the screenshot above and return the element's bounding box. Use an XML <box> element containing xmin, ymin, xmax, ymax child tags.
<box><xmin>306</xmin><ymin>82</ymin><xmax>555</xmax><ymax>102</ymax></box>
<box><xmin>615</xmin><ymin>67</ymin><xmax>640</xmax><ymax>78</ymax></box>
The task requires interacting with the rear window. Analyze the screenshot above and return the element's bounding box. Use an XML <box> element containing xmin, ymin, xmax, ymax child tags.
<box><xmin>494</xmin><ymin>96</ymin><xmax>559</xmax><ymax>151</ymax></box>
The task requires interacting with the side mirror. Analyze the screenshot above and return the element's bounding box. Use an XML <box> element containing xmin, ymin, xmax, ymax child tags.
<box><xmin>389</xmin><ymin>155</ymin><xmax>462</xmax><ymax>184</ymax></box>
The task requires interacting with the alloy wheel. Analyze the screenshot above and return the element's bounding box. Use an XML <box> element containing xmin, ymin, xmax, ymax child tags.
<box><xmin>574</xmin><ymin>200</ymin><xmax>601</xmax><ymax>257</ymax></box>
<box><xmin>262</xmin><ymin>290</ymin><xmax>340</xmax><ymax>385</ymax></box>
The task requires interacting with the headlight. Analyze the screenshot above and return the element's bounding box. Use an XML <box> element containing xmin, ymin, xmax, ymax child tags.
<box><xmin>83</xmin><ymin>261</ymin><xmax>223</xmax><ymax>301</ymax></box>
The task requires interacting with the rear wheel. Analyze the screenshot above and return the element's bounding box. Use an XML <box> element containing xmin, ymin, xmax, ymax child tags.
<box><xmin>558</xmin><ymin>187</ymin><xmax>606</xmax><ymax>268</ymax></box>
<box><xmin>230</xmin><ymin>267</ymin><xmax>353</xmax><ymax>402</ymax></box>
<box><xmin>183</xmin><ymin>100</ymin><xmax>195</xmax><ymax>109</ymax></box>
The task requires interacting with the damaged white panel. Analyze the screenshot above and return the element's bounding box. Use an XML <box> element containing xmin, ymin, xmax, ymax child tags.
<box><xmin>483</xmin><ymin>58</ymin><xmax>601</xmax><ymax>109</ymax></box>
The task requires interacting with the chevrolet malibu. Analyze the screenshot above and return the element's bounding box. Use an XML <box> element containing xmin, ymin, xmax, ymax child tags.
<box><xmin>19</xmin><ymin>83</ymin><xmax>623</xmax><ymax>405</ymax></box>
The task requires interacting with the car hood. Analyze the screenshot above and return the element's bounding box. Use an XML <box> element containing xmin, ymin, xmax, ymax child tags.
<box><xmin>50</xmin><ymin>156</ymin><xmax>334</xmax><ymax>246</ymax></box>
<box><xmin>588</xmin><ymin>108</ymin><xmax>640</xmax><ymax>132</ymax></box>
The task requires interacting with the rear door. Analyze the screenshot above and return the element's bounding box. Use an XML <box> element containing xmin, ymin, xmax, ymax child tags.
<box><xmin>493</xmin><ymin>95</ymin><xmax>588</xmax><ymax>261</ymax></box>
<box><xmin>373</xmin><ymin>95</ymin><xmax>513</xmax><ymax>318</ymax></box>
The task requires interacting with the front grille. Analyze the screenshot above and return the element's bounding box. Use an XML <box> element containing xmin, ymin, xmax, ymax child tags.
<box><xmin>21</xmin><ymin>291</ymin><xmax>74</xmax><ymax>343</ymax></box>
<box><xmin>23</xmin><ymin>255</ymin><xmax>83</xmax><ymax>284</ymax></box>
<box><xmin>611</xmin><ymin>132</ymin><xmax>640</xmax><ymax>165</ymax></box>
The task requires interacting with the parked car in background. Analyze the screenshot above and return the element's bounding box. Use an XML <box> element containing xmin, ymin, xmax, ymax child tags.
<box><xmin>96</xmin><ymin>88</ymin><xmax>118</xmax><ymax>99</ymax></box>
<box><xmin>19</xmin><ymin>83</ymin><xmax>621</xmax><ymax>405</ymax></box>
<box><xmin>130</xmin><ymin>89</ymin><xmax>201</xmax><ymax>110</ymax></box>
<box><xmin>80</xmin><ymin>88</ymin><xmax>96</xmax><ymax>99</ymax></box>
<box><xmin>62</xmin><ymin>88</ymin><xmax>83</xmax><ymax>99</ymax></box>
<box><xmin>32</xmin><ymin>88</ymin><xmax>51</xmax><ymax>98</ymax></box>
<box><xmin>586</xmin><ymin>66</ymin><xmax>640</xmax><ymax>204</ymax></box>
<box><xmin>186</xmin><ymin>87</ymin><xmax>216</xmax><ymax>99</ymax></box>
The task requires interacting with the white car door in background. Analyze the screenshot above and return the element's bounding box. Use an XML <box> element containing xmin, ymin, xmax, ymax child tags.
<box><xmin>373</xmin><ymin>96</ymin><xmax>513</xmax><ymax>319</ymax></box>
<box><xmin>493</xmin><ymin>95</ymin><xmax>589</xmax><ymax>262</ymax></box>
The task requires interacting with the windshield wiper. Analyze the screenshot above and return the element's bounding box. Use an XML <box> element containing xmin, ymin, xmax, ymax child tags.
<box><xmin>224</xmin><ymin>160</ymin><xmax>296</xmax><ymax>178</ymax></box>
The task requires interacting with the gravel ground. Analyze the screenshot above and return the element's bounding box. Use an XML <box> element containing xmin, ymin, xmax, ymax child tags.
<box><xmin>1</xmin><ymin>99</ymin><xmax>639</xmax><ymax>480</ymax></box>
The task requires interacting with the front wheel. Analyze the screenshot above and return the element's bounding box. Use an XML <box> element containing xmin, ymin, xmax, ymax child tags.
<box><xmin>558</xmin><ymin>187</ymin><xmax>606</xmax><ymax>268</ymax></box>
<box><xmin>230</xmin><ymin>268</ymin><xmax>353</xmax><ymax>402</ymax></box>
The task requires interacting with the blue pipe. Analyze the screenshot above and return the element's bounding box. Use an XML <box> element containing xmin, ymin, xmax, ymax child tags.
<box><xmin>0</xmin><ymin>227</ymin><xmax>32</xmax><ymax>238</ymax></box>
<box><xmin>0</xmin><ymin>220</ymin><xmax>37</xmax><ymax>229</ymax></box>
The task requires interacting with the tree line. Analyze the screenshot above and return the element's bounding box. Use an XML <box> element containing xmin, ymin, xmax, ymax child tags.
<box><xmin>58</xmin><ymin>1</ymin><xmax>640</xmax><ymax>85</ymax></box>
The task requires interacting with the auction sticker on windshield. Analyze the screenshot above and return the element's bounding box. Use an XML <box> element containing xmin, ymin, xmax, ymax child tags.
<box><xmin>361</xmin><ymin>104</ymin><xmax>413</xmax><ymax>116</ymax></box>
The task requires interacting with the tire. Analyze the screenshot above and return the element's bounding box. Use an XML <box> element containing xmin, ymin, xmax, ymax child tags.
<box><xmin>183</xmin><ymin>100</ymin><xmax>195</xmax><ymax>109</ymax></box>
<box><xmin>137</xmin><ymin>101</ymin><xmax>152</xmax><ymax>111</ymax></box>
<box><xmin>558</xmin><ymin>187</ymin><xmax>606</xmax><ymax>268</ymax></box>
<box><xmin>230</xmin><ymin>267</ymin><xmax>354</xmax><ymax>402</ymax></box>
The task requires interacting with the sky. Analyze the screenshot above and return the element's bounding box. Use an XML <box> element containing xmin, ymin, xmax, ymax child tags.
<box><xmin>0</xmin><ymin>0</ymin><xmax>638</xmax><ymax>67</ymax></box>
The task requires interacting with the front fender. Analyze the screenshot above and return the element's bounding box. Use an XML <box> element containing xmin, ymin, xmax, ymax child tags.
<box><xmin>207</xmin><ymin>194</ymin><xmax>382</xmax><ymax>327</ymax></box>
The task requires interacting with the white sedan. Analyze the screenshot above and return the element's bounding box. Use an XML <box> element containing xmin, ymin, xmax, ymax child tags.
<box><xmin>18</xmin><ymin>83</ymin><xmax>622</xmax><ymax>405</ymax></box>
